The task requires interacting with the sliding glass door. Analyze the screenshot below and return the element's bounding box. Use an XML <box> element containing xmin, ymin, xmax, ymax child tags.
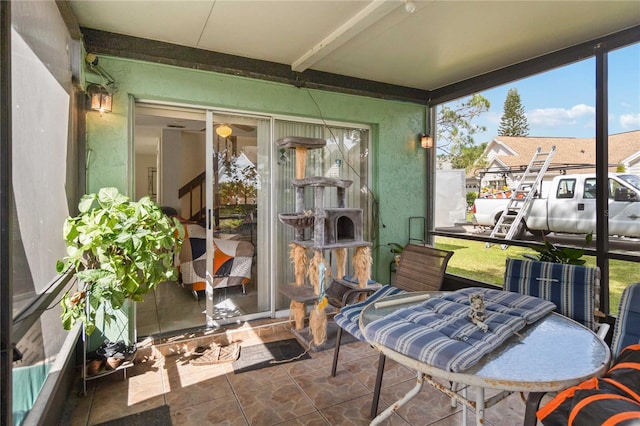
<box><xmin>273</xmin><ymin>120</ymin><xmax>371</xmax><ymax>311</ymax></box>
<box><xmin>205</xmin><ymin>112</ymin><xmax>271</xmax><ymax>326</ymax></box>
<box><xmin>134</xmin><ymin>104</ymin><xmax>370</xmax><ymax>334</ymax></box>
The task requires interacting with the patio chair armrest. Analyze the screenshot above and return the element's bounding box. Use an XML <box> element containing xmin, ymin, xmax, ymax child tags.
<box><xmin>341</xmin><ymin>288</ymin><xmax>378</xmax><ymax>306</ymax></box>
<box><xmin>595</xmin><ymin>322</ymin><xmax>610</xmax><ymax>341</ymax></box>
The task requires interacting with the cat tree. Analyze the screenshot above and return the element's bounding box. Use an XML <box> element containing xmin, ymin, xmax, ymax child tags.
<box><xmin>278</xmin><ymin>136</ymin><xmax>374</xmax><ymax>351</ymax></box>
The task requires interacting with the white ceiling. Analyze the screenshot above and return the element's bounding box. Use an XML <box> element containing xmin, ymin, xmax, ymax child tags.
<box><xmin>69</xmin><ymin>0</ymin><xmax>639</xmax><ymax>92</ymax></box>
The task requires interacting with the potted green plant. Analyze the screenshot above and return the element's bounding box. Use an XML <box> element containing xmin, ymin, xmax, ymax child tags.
<box><xmin>386</xmin><ymin>243</ymin><xmax>404</xmax><ymax>266</ymax></box>
<box><xmin>523</xmin><ymin>232</ymin><xmax>593</xmax><ymax>265</ymax></box>
<box><xmin>56</xmin><ymin>187</ymin><xmax>184</xmax><ymax>335</ymax></box>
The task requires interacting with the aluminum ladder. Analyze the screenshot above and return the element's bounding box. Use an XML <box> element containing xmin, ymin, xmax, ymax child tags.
<box><xmin>487</xmin><ymin>146</ymin><xmax>556</xmax><ymax>248</ymax></box>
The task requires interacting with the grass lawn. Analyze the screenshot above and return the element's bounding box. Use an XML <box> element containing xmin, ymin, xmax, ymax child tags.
<box><xmin>434</xmin><ymin>236</ymin><xmax>635</xmax><ymax>315</ymax></box>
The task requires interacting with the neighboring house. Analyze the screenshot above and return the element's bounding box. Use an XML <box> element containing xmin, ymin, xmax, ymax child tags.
<box><xmin>470</xmin><ymin>130</ymin><xmax>640</xmax><ymax>194</ymax></box>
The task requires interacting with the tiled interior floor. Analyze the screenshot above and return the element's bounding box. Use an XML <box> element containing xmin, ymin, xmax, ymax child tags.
<box><xmin>136</xmin><ymin>280</ymin><xmax>259</xmax><ymax>338</ymax></box>
<box><xmin>66</xmin><ymin>321</ymin><xmax>543</xmax><ymax>426</ymax></box>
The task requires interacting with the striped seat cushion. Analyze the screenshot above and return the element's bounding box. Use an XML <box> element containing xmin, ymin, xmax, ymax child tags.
<box><xmin>362</xmin><ymin>287</ymin><xmax>556</xmax><ymax>372</ymax></box>
<box><xmin>611</xmin><ymin>283</ymin><xmax>640</xmax><ymax>360</ymax></box>
<box><xmin>504</xmin><ymin>258</ymin><xmax>599</xmax><ymax>331</ymax></box>
<box><xmin>333</xmin><ymin>285</ymin><xmax>405</xmax><ymax>341</ymax></box>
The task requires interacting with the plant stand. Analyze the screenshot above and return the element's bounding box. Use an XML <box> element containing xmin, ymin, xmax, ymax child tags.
<box><xmin>80</xmin><ymin>290</ymin><xmax>136</xmax><ymax>395</ymax></box>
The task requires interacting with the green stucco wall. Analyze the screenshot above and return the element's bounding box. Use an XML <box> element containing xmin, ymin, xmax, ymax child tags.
<box><xmin>85</xmin><ymin>56</ymin><xmax>428</xmax><ymax>280</ymax></box>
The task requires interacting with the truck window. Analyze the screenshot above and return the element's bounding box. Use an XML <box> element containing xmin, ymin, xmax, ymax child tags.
<box><xmin>556</xmin><ymin>178</ymin><xmax>576</xmax><ymax>199</ymax></box>
<box><xmin>619</xmin><ymin>174</ymin><xmax>640</xmax><ymax>190</ymax></box>
<box><xmin>584</xmin><ymin>178</ymin><xmax>596</xmax><ymax>199</ymax></box>
<box><xmin>609</xmin><ymin>179</ymin><xmax>624</xmax><ymax>199</ymax></box>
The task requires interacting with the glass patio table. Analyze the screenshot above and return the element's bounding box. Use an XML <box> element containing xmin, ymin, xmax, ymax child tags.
<box><xmin>359</xmin><ymin>291</ymin><xmax>611</xmax><ymax>426</ymax></box>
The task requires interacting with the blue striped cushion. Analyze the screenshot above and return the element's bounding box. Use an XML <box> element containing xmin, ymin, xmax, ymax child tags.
<box><xmin>334</xmin><ymin>285</ymin><xmax>405</xmax><ymax>341</ymax></box>
<box><xmin>362</xmin><ymin>287</ymin><xmax>556</xmax><ymax>372</ymax></box>
<box><xmin>611</xmin><ymin>283</ymin><xmax>640</xmax><ymax>360</ymax></box>
<box><xmin>505</xmin><ymin>258</ymin><xmax>599</xmax><ymax>331</ymax></box>
<box><xmin>441</xmin><ymin>287</ymin><xmax>557</xmax><ymax>324</ymax></box>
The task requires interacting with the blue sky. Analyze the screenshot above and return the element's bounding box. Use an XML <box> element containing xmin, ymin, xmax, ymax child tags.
<box><xmin>456</xmin><ymin>43</ymin><xmax>640</xmax><ymax>144</ymax></box>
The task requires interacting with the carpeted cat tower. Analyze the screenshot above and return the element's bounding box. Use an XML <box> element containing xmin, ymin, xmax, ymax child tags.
<box><xmin>278</xmin><ymin>136</ymin><xmax>374</xmax><ymax>351</ymax></box>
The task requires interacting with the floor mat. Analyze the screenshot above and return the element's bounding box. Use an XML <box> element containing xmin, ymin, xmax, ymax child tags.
<box><xmin>190</xmin><ymin>342</ymin><xmax>240</xmax><ymax>365</ymax></box>
<box><xmin>94</xmin><ymin>405</ymin><xmax>172</xmax><ymax>426</ymax></box>
<box><xmin>232</xmin><ymin>339</ymin><xmax>311</xmax><ymax>374</ymax></box>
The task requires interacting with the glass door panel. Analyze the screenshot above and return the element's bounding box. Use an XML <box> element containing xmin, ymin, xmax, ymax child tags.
<box><xmin>206</xmin><ymin>112</ymin><xmax>271</xmax><ymax>326</ymax></box>
<box><xmin>273</xmin><ymin>120</ymin><xmax>370</xmax><ymax>311</ymax></box>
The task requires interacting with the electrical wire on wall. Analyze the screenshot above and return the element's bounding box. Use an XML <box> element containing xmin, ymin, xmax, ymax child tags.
<box><xmin>304</xmin><ymin>89</ymin><xmax>382</xmax><ymax>244</ymax></box>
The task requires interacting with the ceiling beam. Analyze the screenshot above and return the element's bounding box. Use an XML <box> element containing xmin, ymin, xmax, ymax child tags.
<box><xmin>81</xmin><ymin>28</ymin><xmax>430</xmax><ymax>104</ymax></box>
<box><xmin>291</xmin><ymin>0</ymin><xmax>401</xmax><ymax>72</ymax></box>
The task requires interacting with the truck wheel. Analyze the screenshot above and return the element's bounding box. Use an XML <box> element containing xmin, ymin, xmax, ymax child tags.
<box><xmin>512</xmin><ymin>221</ymin><xmax>526</xmax><ymax>239</ymax></box>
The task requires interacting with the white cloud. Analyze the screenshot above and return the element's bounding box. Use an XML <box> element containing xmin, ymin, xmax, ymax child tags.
<box><xmin>485</xmin><ymin>111</ymin><xmax>501</xmax><ymax>125</ymax></box>
<box><xmin>527</xmin><ymin>104</ymin><xmax>595</xmax><ymax>127</ymax></box>
<box><xmin>620</xmin><ymin>113</ymin><xmax>640</xmax><ymax>129</ymax></box>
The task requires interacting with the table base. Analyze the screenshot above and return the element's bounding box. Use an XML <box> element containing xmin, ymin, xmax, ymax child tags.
<box><xmin>371</xmin><ymin>372</ymin><xmax>513</xmax><ymax>426</ymax></box>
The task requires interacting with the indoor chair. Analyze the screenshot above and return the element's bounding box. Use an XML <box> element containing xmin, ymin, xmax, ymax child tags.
<box><xmin>331</xmin><ymin>244</ymin><xmax>453</xmax><ymax>418</ymax></box>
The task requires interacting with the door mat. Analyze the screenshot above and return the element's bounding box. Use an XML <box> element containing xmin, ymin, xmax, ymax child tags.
<box><xmin>190</xmin><ymin>342</ymin><xmax>240</xmax><ymax>365</ymax></box>
<box><xmin>232</xmin><ymin>339</ymin><xmax>311</xmax><ymax>374</ymax></box>
<box><xmin>95</xmin><ymin>405</ymin><xmax>172</xmax><ymax>426</ymax></box>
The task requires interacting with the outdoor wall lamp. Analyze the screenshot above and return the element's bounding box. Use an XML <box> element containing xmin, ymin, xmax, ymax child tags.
<box><xmin>215</xmin><ymin>124</ymin><xmax>233</xmax><ymax>138</ymax></box>
<box><xmin>87</xmin><ymin>84</ymin><xmax>112</xmax><ymax>115</ymax></box>
<box><xmin>86</xmin><ymin>53</ymin><xmax>115</xmax><ymax>115</ymax></box>
<box><xmin>419</xmin><ymin>133</ymin><xmax>433</xmax><ymax>149</ymax></box>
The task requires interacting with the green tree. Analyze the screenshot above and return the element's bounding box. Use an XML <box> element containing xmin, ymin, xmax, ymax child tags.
<box><xmin>498</xmin><ymin>88</ymin><xmax>529</xmax><ymax>136</ymax></box>
<box><xmin>437</xmin><ymin>94</ymin><xmax>490</xmax><ymax>171</ymax></box>
<box><xmin>451</xmin><ymin>143</ymin><xmax>488</xmax><ymax>173</ymax></box>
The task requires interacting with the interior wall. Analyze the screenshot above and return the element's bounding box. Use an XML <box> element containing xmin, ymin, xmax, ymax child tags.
<box><xmin>159</xmin><ymin>128</ymin><xmax>182</xmax><ymax>211</ymax></box>
<box><xmin>181</xmin><ymin>132</ymin><xmax>205</xmax><ymax>184</ymax></box>
<box><xmin>134</xmin><ymin>153</ymin><xmax>156</xmax><ymax>201</ymax></box>
<box><xmin>84</xmin><ymin>56</ymin><xmax>427</xmax><ymax>281</ymax></box>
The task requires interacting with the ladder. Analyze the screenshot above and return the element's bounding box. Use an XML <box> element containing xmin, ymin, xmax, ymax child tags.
<box><xmin>487</xmin><ymin>146</ymin><xmax>556</xmax><ymax>248</ymax></box>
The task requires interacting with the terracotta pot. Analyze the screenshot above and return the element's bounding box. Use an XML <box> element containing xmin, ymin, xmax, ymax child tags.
<box><xmin>87</xmin><ymin>359</ymin><xmax>104</xmax><ymax>376</ymax></box>
<box><xmin>106</xmin><ymin>357</ymin><xmax>123</xmax><ymax>370</ymax></box>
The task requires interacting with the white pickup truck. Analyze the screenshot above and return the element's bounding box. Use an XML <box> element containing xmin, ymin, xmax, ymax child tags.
<box><xmin>472</xmin><ymin>173</ymin><xmax>640</xmax><ymax>238</ymax></box>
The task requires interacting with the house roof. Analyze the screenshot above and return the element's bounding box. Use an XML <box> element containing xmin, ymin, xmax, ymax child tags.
<box><xmin>486</xmin><ymin>130</ymin><xmax>640</xmax><ymax>172</ymax></box>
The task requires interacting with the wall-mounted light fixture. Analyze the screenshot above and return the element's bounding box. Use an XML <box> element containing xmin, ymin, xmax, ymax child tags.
<box><xmin>215</xmin><ymin>124</ymin><xmax>233</xmax><ymax>138</ymax></box>
<box><xmin>87</xmin><ymin>84</ymin><xmax>113</xmax><ymax>114</ymax></box>
<box><xmin>86</xmin><ymin>53</ymin><xmax>116</xmax><ymax>115</ymax></box>
<box><xmin>419</xmin><ymin>133</ymin><xmax>433</xmax><ymax>149</ymax></box>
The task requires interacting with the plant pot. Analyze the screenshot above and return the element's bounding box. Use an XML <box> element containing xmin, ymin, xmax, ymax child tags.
<box><xmin>106</xmin><ymin>357</ymin><xmax>123</xmax><ymax>370</ymax></box>
<box><xmin>86</xmin><ymin>359</ymin><xmax>105</xmax><ymax>376</ymax></box>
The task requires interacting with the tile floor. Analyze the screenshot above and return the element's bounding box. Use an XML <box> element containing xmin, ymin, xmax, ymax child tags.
<box><xmin>65</xmin><ymin>321</ymin><xmax>542</xmax><ymax>426</ymax></box>
<box><xmin>136</xmin><ymin>280</ymin><xmax>260</xmax><ymax>338</ymax></box>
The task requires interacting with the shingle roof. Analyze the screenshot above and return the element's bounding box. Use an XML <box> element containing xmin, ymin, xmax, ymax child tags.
<box><xmin>487</xmin><ymin>130</ymin><xmax>640</xmax><ymax>171</ymax></box>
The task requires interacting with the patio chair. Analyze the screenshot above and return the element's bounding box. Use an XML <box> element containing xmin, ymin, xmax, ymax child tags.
<box><xmin>504</xmin><ymin>258</ymin><xmax>609</xmax><ymax>339</ymax></box>
<box><xmin>610</xmin><ymin>282</ymin><xmax>640</xmax><ymax>361</ymax></box>
<box><xmin>506</xmin><ymin>258</ymin><xmax>612</xmax><ymax>426</ymax></box>
<box><xmin>534</xmin><ymin>283</ymin><xmax>640</xmax><ymax>426</ymax></box>
<box><xmin>330</xmin><ymin>244</ymin><xmax>453</xmax><ymax>418</ymax></box>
